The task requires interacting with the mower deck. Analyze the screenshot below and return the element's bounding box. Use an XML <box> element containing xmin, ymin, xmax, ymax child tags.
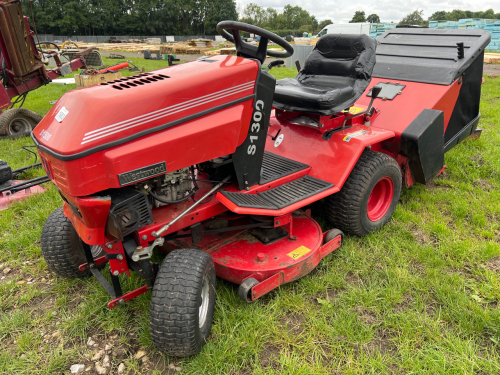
<box><xmin>160</xmin><ymin>212</ymin><xmax>342</xmax><ymax>302</ymax></box>
<box><xmin>0</xmin><ymin>180</ymin><xmax>46</xmax><ymax>210</ymax></box>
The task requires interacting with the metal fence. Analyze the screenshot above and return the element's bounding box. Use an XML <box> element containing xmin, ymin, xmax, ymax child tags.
<box><xmin>285</xmin><ymin>44</ymin><xmax>313</xmax><ymax>68</ymax></box>
<box><xmin>35</xmin><ymin>34</ymin><xmax>219</xmax><ymax>43</ymax></box>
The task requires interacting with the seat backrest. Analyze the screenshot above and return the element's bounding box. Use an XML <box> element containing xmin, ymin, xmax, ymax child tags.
<box><xmin>297</xmin><ymin>34</ymin><xmax>377</xmax><ymax>83</ymax></box>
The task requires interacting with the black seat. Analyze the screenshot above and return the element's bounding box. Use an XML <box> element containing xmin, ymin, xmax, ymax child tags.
<box><xmin>273</xmin><ymin>34</ymin><xmax>377</xmax><ymax>116</ymax></box>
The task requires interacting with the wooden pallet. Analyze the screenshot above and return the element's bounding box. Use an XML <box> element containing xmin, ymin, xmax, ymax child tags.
<box><xmin>220</xmin><ymin>47</ymin><xmax>237</xmax><ymax>55</ymax></box>
<box><xmin>485</xmin><ymin>53</ymin><xmax>500</xmax><ymax>63</ymax></box>
<box><xmin>75</xmin><ymin>72</ymin><xmax>122</xmax><ymax>88</ymax></box>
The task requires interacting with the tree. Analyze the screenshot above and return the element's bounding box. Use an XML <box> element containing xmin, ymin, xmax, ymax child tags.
<box><xmin>428</xmin><ymin>11</ymin><xmax>448</xmax><ymax>21</ymax></box>
<box><xmin>317</xmin><ymin>19</ymin><xmax>332</xmax><ymax>31</ymax></box>
<box><xmin>399</xmin><ymin>9</ymin><xmax>427</xmax><ymax>26</ymax></box>
<box><xmin>349</xmin><ymin>11</ymin><xmax>366</xmax><ymax>23</ymax></box>
<box><xmin>366</xmin><ymin>14</ymin><xmax>380</xmax><ymax>23</ymax></box>
<box><xmin>240</xmin><ymin>3</ymin><xmax>266</xmax><ymax>27</ymax></box>
<box><xmin>282</xmin><ymin>5</ymin><xmax>314</xmax><ymax>30</ymax></box>
<box><xmin>264</xmin><ymin>7</ymin><xmax>279</xmax><ymax>28</ymax></box>
<box><xmin>205</xmin><ymin>0</ymin><xmax>238</xmax><ymax>35</ymax></box>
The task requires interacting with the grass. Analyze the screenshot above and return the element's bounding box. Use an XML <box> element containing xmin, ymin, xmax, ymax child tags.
<box><xmin>0</xmin><ymin>62</ymin><xmax>500</xmax><ymax>374</ymax></box>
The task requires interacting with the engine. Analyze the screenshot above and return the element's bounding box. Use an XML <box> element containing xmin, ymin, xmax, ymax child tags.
<box><xmin>146</xmin><ymin>167</ymin><xmax>193</xmax><ymax>208</ymax></box>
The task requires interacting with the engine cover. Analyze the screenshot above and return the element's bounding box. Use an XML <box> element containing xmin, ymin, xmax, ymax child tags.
<box><xmin>33</xmin><ymin>55</ymin><xmax>260</xmax><ymax>197</ymax></box>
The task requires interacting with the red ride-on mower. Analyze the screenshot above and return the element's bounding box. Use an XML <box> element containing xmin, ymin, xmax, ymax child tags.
<box><xmin>33</xmin><ymin>22</ymin><xmax>489</xmax><ymax>356</ymax></box>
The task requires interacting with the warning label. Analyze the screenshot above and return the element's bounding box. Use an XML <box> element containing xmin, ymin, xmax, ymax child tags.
<box><xmin>343</xmin><ymin>130</ymin><xmax>368</xmax><ymax>142</ymax></box>
<box><xmin>287</xmin><ymin>246</ymin><xmax>312</xmax><ymax>260</ymax></box>
<box><xmin>348</xmin><ymin>106</ymin><xmax>365</xmax><ymax>114</ymax></box>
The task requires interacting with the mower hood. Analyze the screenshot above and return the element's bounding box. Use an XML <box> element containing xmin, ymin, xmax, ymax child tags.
<box><xmin>33</xmin><ymin>55</ymin><xmax>259</xmax><ymax>159</ymax></box>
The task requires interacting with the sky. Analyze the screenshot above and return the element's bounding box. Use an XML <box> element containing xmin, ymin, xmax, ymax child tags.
<box><xmin>235</xmin><ymin>0</ymin><xmax>499</xmax><ymax>24</ymax></box>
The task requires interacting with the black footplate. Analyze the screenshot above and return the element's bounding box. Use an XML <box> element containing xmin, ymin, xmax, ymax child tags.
<box><xmin>221</xmin><ymin>175</ymin><xmax>334</xmax><ymax>210</ymax></box>
<box><xmin>260</xmin><ymin>151</ymin><xmax>309</xmax><ymax>184</ymax></box>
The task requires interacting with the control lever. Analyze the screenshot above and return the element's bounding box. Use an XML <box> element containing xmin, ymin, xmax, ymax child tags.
<box><xmin>167</xmin><ymin>54</ymin><xmax>180</xmax><ymax>66</ymax></box>
<box><xmin>341</xmin><ymin>84</ymin><xmax>382</xmax><ymax>129</ymax></box>
<box><xmin>295</xmin><ymin>60</ymin><xmax>301</xmax><ymax>72</ymax></box>
<box><xmin>267</xmin><ymin>128</ymin><xmax>281</xmax><ymax>140</ymax></box>
<box><xmin>266</xmin><ymin>59</ymin><xmax>284</xmax><ymax>72</ymax></box>
<box><xmin>366</xmin><ymin>84</ymin><xmax>382</xmax><ymax>114</ymax></box>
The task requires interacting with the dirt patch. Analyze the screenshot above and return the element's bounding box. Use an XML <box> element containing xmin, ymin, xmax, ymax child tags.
<box><xmin>435</xmin><ymin>169</ymin><xmax>450</xmax><ymax>180</ymax></box>
<box><xmin>468</xmin><ymin>154</ymin><xmax>486</xmax><ymax>166</ymax></box>
<box><xmin>259</xmin><ymin>343</ymin><xmax>282</xmax><ymax>370</ymax></box>
<box><xmin>308</xmin><ymin>288</ymin><xmax>342</xmax><ymax>307</ymax></box>
<box><xmin>345</xmin><ymin>271</ymin><xmax>361</xmax><ymax>286</ymax></box>
<box><xmin>27</xmin><ymin>293</ymin><xmax>57</xmax><ymax>318</ymax></box>
<box><xmin>485</xmin><ymin>256</ymin><xmax>500</xmax><ymax>273</ymax></box>
<box><xmin>424</xmin><ymin>298</ymin><xmax>437</xmax><ymax>317</ymax></box>
<box><xmin>426</xmin><ymin>180</ymin><xmax>452</xmax><ymax>190</ymax></box>
<box><xmin>394</xmin><ymin>295</ymin><xmax>414</xmax><ymax>313</ymax></box>
<box><xmin>410</xmin><ymin>261</ymin><xmax>426</xmax><ymax>275</ymax></box>
<box><xmin>281</xmin><ymin>313</ymin><xmax>305</xmax><ymax>335</ymax></box>
<box><xmin>327</xmin><ymin>289</ymin><xmax>339</xmax><ymax>300</ymax></box>
<box><xmin>354</xmin><ymin>306</ymin><xmax>379</xmax><ymax>325</ymax></box>
<box><xmin>483</xmin><ymin>63</ymin><xmax>500</xmax><ymax>75</ymax></box>
<box><xmin>487</xmin><ymin>96</ymin><xmax>500</xmax><ymax>104</ymax></box>
<box><xmin>77</xmin><ymin>332</ymin><xmax>158</xmax><ymax>374</ymax></box>
<box><xmin>362</xmin><ymin>330</ymin><xmax>394</xmax><ymax>355</ymax></box>
<box><xmin>0</xmin><ymin>264</ymin><xmax>25</xmax><ymax>286</ymax></box>
<box><xmin>411</xmin><ymin>228</ymin><xmax>431</xmax><ymax>246</ymax></box>
<box><xmin>473</xmin><ymin>179</ymin><xmax>494</xmax><ymax>192</ymax></box>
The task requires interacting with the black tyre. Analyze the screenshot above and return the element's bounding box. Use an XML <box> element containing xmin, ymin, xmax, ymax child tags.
<box><xmin>326</xmin><ymin>150</ymin><xmax>402</xmax><ymax>236</ymax></box>
<box><xmin>150</xmin><ymin>249</ymin><xmax>216</xmax><ymax>357</ymax></box>
<box><xmin>238</xmin><ymin>277</ymin><xmax>259</xmax><ymax>303</ymax></box>
<box><xmin>0</xmin><ymin>108</ymin><xmax>43</xmax><ymax>137</ymax></box>
<box><xmin>323</xmin><ymin>229</ymin><xmax>344</xmax><ymax>244</ymax></box>
<box><xmin>41</xmin><ymin>207</ymin><xmax>104</xmax><ymax>278</ymax></box>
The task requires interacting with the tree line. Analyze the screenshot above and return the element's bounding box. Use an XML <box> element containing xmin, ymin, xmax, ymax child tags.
<box><xmin>20</xmin><ymin>1</ymin><xmax>500</xmax><ymax>36</ymax></box>
<box><xmin>349</xmin><ymin>9</ymin><xmax>500</xmax><ymax>27</ymax></box>
<box><xmin>239</xmin><ymin>3</ymin><xmax>319</xmax><ymax>34</ymax></box>
<box><xmin>21</xmin><ymin>0</ymin><xmax>238</xmax><ymax>36</ymax></box>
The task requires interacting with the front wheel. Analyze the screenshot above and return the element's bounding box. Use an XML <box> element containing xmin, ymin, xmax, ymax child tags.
<box><xmin>150</xmin><ymin>249</ymin><xmax>216</xmax><ymax>357</ymax></box>
<box><xmin>325</xmin><ymin>150</ymin><xmax>402</xmax><ymax>236</ymax></box>
<box><xmin>41</xmin><ymin>207</ymin><xmax>105</xmax><ymax>278</ymax></box>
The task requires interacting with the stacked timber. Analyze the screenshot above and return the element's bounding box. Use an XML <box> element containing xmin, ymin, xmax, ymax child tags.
<box><xmin>484</xmin><ymin>53</ymin><xmax>500</xmax><ymax>63</ymax></box>
<box><xmin>187</xmin><ymin>39</ymin><xmax>214</xmax><ymax>48</ymax></box>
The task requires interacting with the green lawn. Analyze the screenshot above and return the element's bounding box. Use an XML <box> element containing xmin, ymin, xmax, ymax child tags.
<box><xmin>0</xmin><ymin>63</ymin><xmax>499</xmax><ymax>374</ymax></box>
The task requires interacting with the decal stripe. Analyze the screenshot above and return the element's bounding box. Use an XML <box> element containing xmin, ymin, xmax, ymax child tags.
<box><xmin>83</xmin><ymin>82</ymin><xmax>254</xmax><ymax>139</ymax></box>
<box><xmin>81</xmin><ymin>83</ymin><xmax>255</xmax><ymax>144</ymax></box>
<box><xmin>33</xmin><ymin>94</ymin><xmax>255</xmax><ymax>162</ymax></box>
<box><xmin>82</xmin><ymin>82</ymin><xmax>254</xmax><ymax>141</ymax></box>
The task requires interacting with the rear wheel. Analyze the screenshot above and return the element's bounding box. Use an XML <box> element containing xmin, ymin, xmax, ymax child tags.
<box><xmin>41</xmin><ymin>207</ymin><xmax>104</xmax><ymax>278</ymax></box>
<box><xmin>325</xmin><ymin>150</ymin><xmax>402</xmax><ymax>236</ymax></box>
<box><xmin>0</xmin><ymin>108</ymin><xmax>43</xmax><ymax>137</ymax></box>
<box><xmin>150</xmin><ymin>249</ymin><xmax>216</xmax><ymax>357</ymax></box>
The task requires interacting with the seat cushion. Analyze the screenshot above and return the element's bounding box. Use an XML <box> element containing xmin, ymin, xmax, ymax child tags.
<box><xmin>274</xmin><ymin>78</ymin><xmax>354</xmax><ymax>112</ymax></box>
<box><xmin>273</xmin><ymin>34</ymin><xmax>377</xmax><ymax>115</ymax></box>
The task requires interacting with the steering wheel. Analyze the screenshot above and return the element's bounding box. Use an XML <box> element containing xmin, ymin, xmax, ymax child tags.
<box><xmin>217</xmin><ymin>21</ymin><xmax>294</xmax><ymax>64</ymax></box>
<box><xmin>36</xmin><ymin>42</ymin><xmax>60</xmax><ymax>54</ymax></box>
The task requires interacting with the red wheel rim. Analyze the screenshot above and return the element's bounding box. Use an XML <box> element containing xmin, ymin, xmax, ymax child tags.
<box><xmin>367</xmin><ymin>177</ymin><xmax>394</xmax><ymax>222</ymax></box>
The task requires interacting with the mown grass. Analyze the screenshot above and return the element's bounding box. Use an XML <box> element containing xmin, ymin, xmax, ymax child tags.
<box><xmin>0</xmin><ymin>63</ymin><xmax>499</xmax><ymax>374</ymax></box>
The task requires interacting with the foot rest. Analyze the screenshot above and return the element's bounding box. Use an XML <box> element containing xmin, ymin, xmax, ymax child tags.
<box><xmin>221</xmin><ymin>175</ymin><xmax>334</xmax><ymax>210</ymax></box>
<box><xmin>260</xmin><ymin>151</ymin><xmax>309</xmax><ymax>184</ymax></box>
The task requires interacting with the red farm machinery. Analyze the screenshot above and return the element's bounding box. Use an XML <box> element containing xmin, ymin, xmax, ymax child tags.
<box><xmin>32</xmin><ymin>22</ymin><xmax>489</xmax><ymax>356</ymax></box>
<box><xmin>0</xmin><ymin>0</ymin><xmax>92</xmax><ymax>137</ymax></box>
